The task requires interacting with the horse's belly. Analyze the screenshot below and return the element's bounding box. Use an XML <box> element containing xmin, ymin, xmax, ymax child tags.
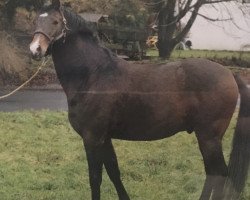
<box><xmin>110</xmin><ymin>122</ymin><xmax>185</xmax><ymax>141</ymax></box>
<box><xmin>67</xmin><ymin>93</ymin><xmax>188</xmax><ymax>141</ymax></box>
<box><xmin>111</xmin><ymin>131</ymin><xmax>179</xmax><ymax>141</ymax></box>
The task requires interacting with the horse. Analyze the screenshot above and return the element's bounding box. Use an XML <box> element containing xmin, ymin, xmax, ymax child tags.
<box><xmin>29</xmin><ymin>1</ymin><xmax>250</xmax><ymax>199</ymax></box>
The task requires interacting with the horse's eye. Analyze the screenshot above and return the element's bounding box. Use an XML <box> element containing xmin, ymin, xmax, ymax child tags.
<box><xmin>53</xmin><ymin>20</ymin><xmax>59</xmax><ymax>25</ymax></box>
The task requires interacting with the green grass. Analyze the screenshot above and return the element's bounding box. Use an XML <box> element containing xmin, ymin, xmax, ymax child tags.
<box><xmin>147</xmin><ymin>49</ymin><xmax>250</xmax><ymax>62</ymax></box>
<box><xmin>0</xmin><ymin>111</ymin><xmax>249</xmax><ymax>200</ymax></box>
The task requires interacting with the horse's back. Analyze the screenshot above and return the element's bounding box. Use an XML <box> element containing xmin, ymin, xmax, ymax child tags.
<box><xmin>123</xmin><ymin>58</ymin><xmax>238</xmax><ymax>98</ymax></box>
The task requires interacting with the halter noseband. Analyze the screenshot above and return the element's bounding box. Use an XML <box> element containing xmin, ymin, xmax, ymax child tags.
<box><xmin>33</xmin><ymin>30</ymin><xmax>53</xmax><ymax>42</ymax></box>
<box><xmin>33</xmin><ymin>7</ymin><xmax>70</xmax><ymax>43</ymax></box>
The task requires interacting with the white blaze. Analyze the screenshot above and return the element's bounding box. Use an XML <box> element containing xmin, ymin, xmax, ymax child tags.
<box><xmin>40</xmin><ymin>13</ymin><xmax>48</xmax><ymax>17</ymax></box>
<box><xmin>30</xmin><ymin>36</ymin><xmax>41</xmax><ymax>55</ymax></box>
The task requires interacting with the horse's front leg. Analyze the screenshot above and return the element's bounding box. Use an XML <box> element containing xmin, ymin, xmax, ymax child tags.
<box><xmin>103</xmin><ymin>140</ymin><xmax>130</xmax><ymax>200</ymax></box>
<box><xmin>84</xmin><ymin>141</ymin><xmax>104</xmax><ymax>200</ymax></box>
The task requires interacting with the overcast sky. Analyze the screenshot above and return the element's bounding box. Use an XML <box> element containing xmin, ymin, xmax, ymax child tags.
<box><xmin>186</xmin><ymin>2</ymin><xmax>250</xmax><ymax>50</ymax></box>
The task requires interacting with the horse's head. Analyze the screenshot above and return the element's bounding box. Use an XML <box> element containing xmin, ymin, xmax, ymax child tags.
<box><xmin>30</xmin><ymin>0</ymin><xmax>66</xmax><ymax>60</ymax></box>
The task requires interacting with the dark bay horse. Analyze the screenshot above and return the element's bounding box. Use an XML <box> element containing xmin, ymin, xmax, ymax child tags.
<box><xmin>30</xmin><ymin>1</ymin><xmax>250</xmax><ymax>199</ymax></box>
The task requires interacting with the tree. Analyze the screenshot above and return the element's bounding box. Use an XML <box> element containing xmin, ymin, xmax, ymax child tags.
<box><xmin>3</xmin><ymin>0</ymin><xmax>45</xmax><ymax>20</ymax></box>
<box><xmin>110</xmin><ymin>0</ymin><xmax>147</xmax><ymax>28</ymax></box>
<box><xmin>146</xmin><ymin>0</ymin><xmax>241</xmax><ymax>59</ymax></box>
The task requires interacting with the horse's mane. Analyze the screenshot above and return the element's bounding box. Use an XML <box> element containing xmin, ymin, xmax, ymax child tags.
<box><xmin>62</xmin><ymin>7</ymin><xmax>116</xmax><ymax>59</ymax></box>
<box><xmin>62</xmin><ymin>7</ymin><xmax>99</xmax><ymax>41</ymax></box>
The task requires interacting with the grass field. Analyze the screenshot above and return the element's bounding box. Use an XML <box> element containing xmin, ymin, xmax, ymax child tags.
<box><xmin>0</xmin><ymin>111</ymin><xmax>249</xmax><ymax>200</ymax></box>
<box><xmin>147</xmin><ymin>49</ymin><xmax>250</xmax><ymax>63</ymax></box>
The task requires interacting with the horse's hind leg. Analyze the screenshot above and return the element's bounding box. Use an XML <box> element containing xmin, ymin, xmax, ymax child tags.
<box><xmin>196</xmin><ymin>126</ymin><xmax>228</xmax><ymax>200</ymax></box>
<box><xmin>103</xmin><ymin>140</ymin><xmax>130</xmax><ymax>200</ymax></box>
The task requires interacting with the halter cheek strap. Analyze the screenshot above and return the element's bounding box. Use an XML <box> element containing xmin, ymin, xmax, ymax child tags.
<box><xmin>59</xmin><ymin>7</ymin><xmax>70</xmax><ymax>43</ymax></box>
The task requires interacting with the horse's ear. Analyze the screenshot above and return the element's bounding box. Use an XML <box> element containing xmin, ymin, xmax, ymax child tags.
<box><xmin>51</xmin><ymin>0</ymin><xmax>61</xmax><ymax>10</ymax></box>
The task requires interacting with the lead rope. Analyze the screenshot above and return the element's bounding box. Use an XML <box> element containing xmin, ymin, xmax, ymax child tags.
<box><xmin>0</xmin><ymin>58</ymin><xmax>49</xmax><ymax>100</ymax></box>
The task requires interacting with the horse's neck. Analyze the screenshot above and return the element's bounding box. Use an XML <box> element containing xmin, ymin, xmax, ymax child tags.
<box><xmin>52</xmin><ymin>34</ymin><xmax>118</xmax><ymax>96</ymax></box>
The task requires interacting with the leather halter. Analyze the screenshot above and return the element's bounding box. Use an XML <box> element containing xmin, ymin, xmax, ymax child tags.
<box><xmin>33</xmin><ymin>8</ymin><xmax>70</xmax><ymax>43</ymax></box>
<box><xmin>33</xmin><ymin>30</ymin><xmax>53</xmax><ymax>42</ymax></box>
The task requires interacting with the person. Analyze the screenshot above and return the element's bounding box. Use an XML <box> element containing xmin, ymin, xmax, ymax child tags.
<box><xmin>185</xmin><ymin>40</ymin><xmax>192</xmax><ymax>50</ymax></box>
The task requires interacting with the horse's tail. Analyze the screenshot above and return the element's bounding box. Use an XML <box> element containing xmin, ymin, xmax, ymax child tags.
<box><xmin>225</xmin><ymin>74</ymin><xmax>250</xmax><ymax>199</ymax></box>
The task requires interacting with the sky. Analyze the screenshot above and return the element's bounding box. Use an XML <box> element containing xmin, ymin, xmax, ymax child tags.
<box><xmin>186</xmin><ymin>2</ymin><xmax>250</xmax><ymax>50</ymax></box>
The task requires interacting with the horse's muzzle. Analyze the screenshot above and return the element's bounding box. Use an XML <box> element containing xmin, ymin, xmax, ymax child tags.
<box><xmin>30</xmin><ymin>52</ymin><xmax>43</xmax><ymax>61</ymax></box>
<box><xmin>30</xmin><ymin>33</ymin><xmax>50</xmax><ymax>60</ymax></box>
<box><xmin>30</xmin><ymin>43</ymin><xmax>45</xmax><ymax>61</ymax></box>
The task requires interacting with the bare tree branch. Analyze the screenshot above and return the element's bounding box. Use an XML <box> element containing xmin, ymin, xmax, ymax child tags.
<box><xmin>204</xmin><ymin>0</ymin><xmax>234</xmax><ymax>4</ymax></box>
<box><xmin>146</xmin><ymin>0</ymin><xmax>249</xmax><ymax>58</ymax></box>
<box><xmin>176</xmin><ymin>0</ymin><xmax>193</xmax><ymax>21</ymax></box>
<box><xmin>174</xmin><ymin>0</ymin><xmax>205</xmax><ymax>43</ymax></box>
<box><xmin>197</xmin><ymin>12</ymin><xmax>232</xmax><ymax>21</ymax></box>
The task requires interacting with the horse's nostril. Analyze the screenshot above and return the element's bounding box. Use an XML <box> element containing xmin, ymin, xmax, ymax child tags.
<box><xmin>37</xmin><ymin>46</ymin><xmax>41</xmax><ymax>52</ymax></box>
